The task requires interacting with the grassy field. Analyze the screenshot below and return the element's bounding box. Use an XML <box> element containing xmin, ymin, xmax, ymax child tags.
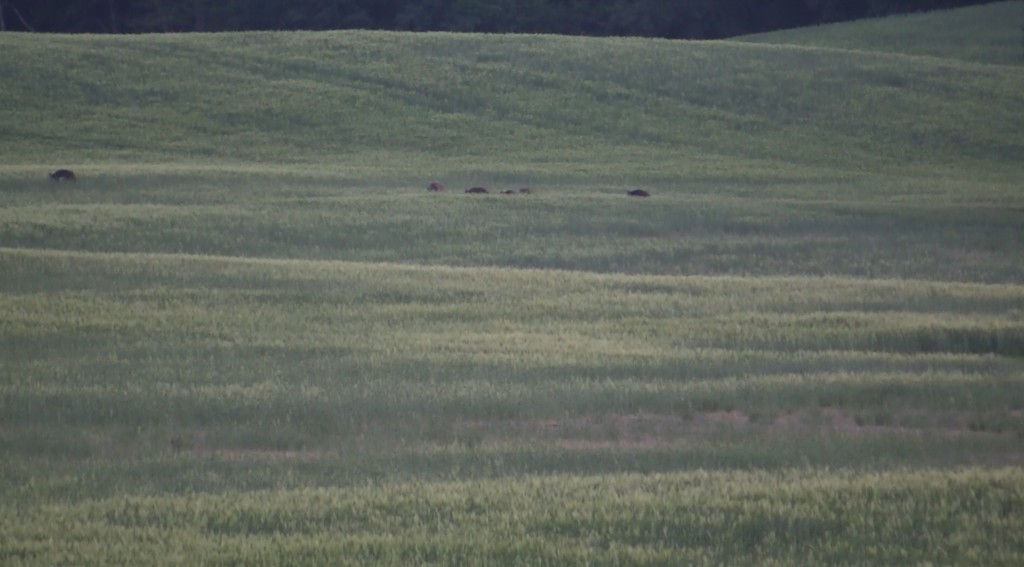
<box><xmin>2</xmin><ymin>2</ymin><xmax>1024</xmax><ymax>565</ymax></box>
<box><xmin>739</xmin><ymin>0</ymin><xmax>1024</xmax><ymax>65</ymax></box>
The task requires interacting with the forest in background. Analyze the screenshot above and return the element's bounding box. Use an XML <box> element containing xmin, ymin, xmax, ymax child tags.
<box><xmin>0</xmin><ymin>0</ymin><xmax>999</xmax><ymax>38</ymax></box>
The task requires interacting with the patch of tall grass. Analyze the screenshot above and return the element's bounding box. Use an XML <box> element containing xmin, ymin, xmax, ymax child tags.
<box><xmin>2</xmin><ymin>468</ymin><xmax>1022</xmax><ymax>566</ymax></box>
<box><xmin>2</xmin><ymin>249</ymin><xmax>1021</xmax><ymax>464</ymax></box>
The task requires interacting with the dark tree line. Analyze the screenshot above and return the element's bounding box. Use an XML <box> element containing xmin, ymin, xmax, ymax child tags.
<box><xmin>0</xmin><ymin>0</ymin><xmax>997</xmax><ymax>38</ymax></box>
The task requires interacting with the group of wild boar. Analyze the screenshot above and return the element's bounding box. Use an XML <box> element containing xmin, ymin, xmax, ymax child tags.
<box><xmin>427</xmin><ymin>181</ymin><xmax>650</xmax><ymax>197</ymax></box>
<box><xmin>47</xmin><ymin>170</ymin><xmax>650</xmax><ymax>197</ymax></box>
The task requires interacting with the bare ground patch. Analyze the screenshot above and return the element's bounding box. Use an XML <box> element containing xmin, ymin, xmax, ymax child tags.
<box><xmin>453</xmin><ymin>408</ymin><xmax>1022</xmax><ymax>451</ymax></box>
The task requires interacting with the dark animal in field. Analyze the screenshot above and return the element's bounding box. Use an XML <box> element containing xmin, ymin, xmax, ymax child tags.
<box><xmin>49</xmin><ymin>169</ymin><xmax>76</xmax><ymax>182</ymax></box>
<box><xmin>427</xmin><ymin>181</ymin><xmax>445</xmax><ymax>192</ymax></box>
<box><xmin>627</xmin><ymin>189</ymin><xmax>650</xmax><ymax>197</ymax></box>
<box><xmin>501</xmin><ymin>189</ymin><xmax>516</xmax><ymax>195</ymax></box>
<box><xmin>518</xmin><ymin>187</ymin><xmax>531</xmax><ymax>194</ymax></box>
<box><xmin>170</xmin><ymin>436</ymin><xmax>185</xmax><ymax>454</ymax></box>
<box><xmin>465</xmin><ymin>187</ymin><xmax>489</xmax><ymax>194</ymax></box>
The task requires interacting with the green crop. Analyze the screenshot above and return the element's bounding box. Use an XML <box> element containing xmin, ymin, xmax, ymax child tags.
<box><xmin>1</xmin><ymin>2</ymin><xmax>1023</xmax><ymax>564</ymax></box>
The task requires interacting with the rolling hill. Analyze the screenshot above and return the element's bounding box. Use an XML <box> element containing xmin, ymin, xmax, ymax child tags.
<box><xmin>2</xmin><ymin>3</ymin><xmax>1024</xmax><ymax>565</ymax></box>
<box><xmin>1</xmin><ymin>3</ymin><xmax>1021</xmax><ymax>193</ymax></box>
<box><xmin>739</xmin><ymin>0</ymin><xmax>1024</xmax><ymax>65</ymax></box>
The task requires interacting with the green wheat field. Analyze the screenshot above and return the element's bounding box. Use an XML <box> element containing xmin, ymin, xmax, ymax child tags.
<box><xmin>2</xmin><ymin>2</ymin><xmax>1023</xmax><ymax>565</ymax></box>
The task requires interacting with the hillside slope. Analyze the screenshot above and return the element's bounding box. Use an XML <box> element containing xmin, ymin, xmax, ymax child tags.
<box><xmin>1</xmin><ymin>23</ymin><xmax>1021</xmax><ymax>188</ymax></box>
<box><xmin>739</xmin><ymin>1</ymin><xmax>1024</xmax><ymax>65</ymax></box>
